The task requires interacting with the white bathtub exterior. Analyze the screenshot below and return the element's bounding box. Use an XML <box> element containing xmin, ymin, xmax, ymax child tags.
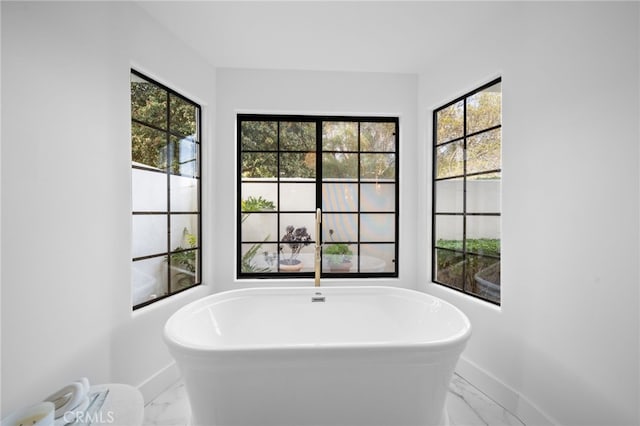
<box><xmin>164</xmin><ymin>286</ymin><xmax>471</xmax><ymax>426</ymax></box>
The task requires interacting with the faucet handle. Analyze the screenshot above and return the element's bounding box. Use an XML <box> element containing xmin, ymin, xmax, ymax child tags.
<box><xmin>315</xmin><ymin>208</ymin><xmax>322</xmax><ymax>244</ymax></box>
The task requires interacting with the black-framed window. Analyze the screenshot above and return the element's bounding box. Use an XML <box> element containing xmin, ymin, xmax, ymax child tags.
<box><xmin>131</xmin><ymin>70</ymin><xmax>202</xmax><ymax>309</ymax></box>
<box><xmin>432</xmin><ymin>78</ymin><xmax>501</xmax><ymax>305</ymax></box>
<box><xmin>238</xmin><ymin>115</ymin><xmax>398</xmax><ymax>279</ymax></box>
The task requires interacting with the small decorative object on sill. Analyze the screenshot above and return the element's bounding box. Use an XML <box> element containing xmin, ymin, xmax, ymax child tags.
<box><xmin>328</xmin><ymin>258</ymin><xmax>352</xmax><ymax>272</ymax></box>
<box><xmin>278</xmin><ymin>258</ymin><xmax>304</xmax><ymax>272</ymax></box>
<box><xmin>279</xmin><ymin>225</ymin><xmax>311</xmax><ymax>272</ymax></box>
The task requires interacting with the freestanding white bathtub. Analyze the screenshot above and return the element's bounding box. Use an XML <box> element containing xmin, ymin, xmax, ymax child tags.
<box><xmin>164</xmin><ymin>286</ymin><xmax>471</xmax><ymax>426</ymax></box>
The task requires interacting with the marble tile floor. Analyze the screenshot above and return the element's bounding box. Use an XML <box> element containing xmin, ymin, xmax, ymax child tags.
<box><xmin>144</xmin><ymin>373</ymin><xmax>525</xmax><ymax>426</ymax></box>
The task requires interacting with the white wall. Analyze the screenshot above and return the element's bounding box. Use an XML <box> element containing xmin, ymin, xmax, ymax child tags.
<box><xmin>419</xmin><ymin>3</ymin><xmax>639</xmax><ymax>425</ymax></box>
<box><xmin>2</xmin><ymin>3</ymin><xmax>638</xmax><ymax>425</ymax></box>
<box><xmin>1</xmin><ymin>2</ymin><xmax>215</xmax><ymax>414</ymax></box>
<box><xmin>215</xmin><ymin>68</ymin><xmax>418</xmax><ymax>292</ymax></box>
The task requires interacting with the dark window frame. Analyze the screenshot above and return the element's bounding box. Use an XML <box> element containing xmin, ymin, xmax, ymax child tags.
<box><xmin>131</xmin><ymin>69</ymin><xmax>202</xmax><ymax>309</ymax></box>
<box><xmin>237</xmin><ymin>114</ymin><xmax>399</xmax><ymax>279</ymax></box>
<box><xmin>432</xmin><ymin>78</ymin><xmax>502</xmax><ymax>305</ymax></box>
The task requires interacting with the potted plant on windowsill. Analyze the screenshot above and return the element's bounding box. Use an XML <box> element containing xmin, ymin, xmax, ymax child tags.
<box><xmin>324</xmin><ymin>243</ymin><xmax>353</xmax><ymax>272</ymax></box>
<box><xmin>324</xmin><ymin>229</ymin><xmax>353</xmax><ymax>272</ymax></box>
<box><xmin>279</xmin><ymin>225</ymin><xmax>311</xmax><ymax>272</ymax></box>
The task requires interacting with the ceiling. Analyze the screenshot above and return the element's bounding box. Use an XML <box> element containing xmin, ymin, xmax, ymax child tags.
<box><xmin>136</xmin><ymin>1</ymin><xmax>503</xmax><ymax>74</ymax></box>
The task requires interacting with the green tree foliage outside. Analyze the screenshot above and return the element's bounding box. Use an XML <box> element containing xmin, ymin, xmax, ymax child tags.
<box><xmin>131</xmin><ymin>79</ymin><xmax>198</xmax><ymax>176</ymax></box>
<box><xmin>241</xmin><ymin>120</ymin><xmax>396</xmax><ymax>180</ymax></box>
<box><xmin>435</xmin><ymin>89</ymin><xmax>501</xmax><ymax>179</ymax></box>
<box><xmin>322</xmin><ymin>121</ymin><xmax>358</xmax><ymax>179</ymax></box>
<box><xmin>241</xmin><ymin>121</ymin><xmax>316</xmax><ymax>178</ymax></box>
<box><xmin>437</xmin><ymin>238</ymin><xmax>500</xmax><ymax>257</ymax></box>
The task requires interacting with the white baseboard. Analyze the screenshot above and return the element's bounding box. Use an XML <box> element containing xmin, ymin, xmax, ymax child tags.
<box><xmin>456</xmin><ymin>356</ymin><xmax>557</xmax><ymax>426</ymax></box>
<box><xmin>516</xmin><ymin>395</ymin><xmax>559</xmax><ymax>426</ymax></box>
<box><xmin>137</xmin><ymin>361</ymin><xmax>180</xmax><ymax>405</ymax></box>
<box><xmin>141</xmin><ymin>355</ymin><xmax>557</xmax><ymax>425</ymax></box>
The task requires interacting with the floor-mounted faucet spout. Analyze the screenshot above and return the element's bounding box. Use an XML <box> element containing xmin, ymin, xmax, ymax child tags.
<box><xmin>315</xmin><ymin>208</ymin><xmax>322</xmax><ymax>287</ymax></box>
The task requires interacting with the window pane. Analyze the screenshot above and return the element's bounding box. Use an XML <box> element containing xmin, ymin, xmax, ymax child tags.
<box><xmin>434</xmin><ymin>248</ymin><xmax>464</xmax><ymax>290</ymax></box>
<box><xmin>170</xmin><ymin>94</ymin><xmax>197</xmax><ymax>137</ymax></box>
<box><xmin>467</xmin><ymin>176</ymin><xmax>501</xmax><ymax>213</ymax></box>
<box><xmin>361</xmin><ymin>213</ymin><xmax>394</xmax><ymax>242</ymax></box>
<box><xmin>323</xmin><ymin>213</ymin><xmax>358</xmax><ymax>242</ymax></box>
<box><xmin>466</xmin><ymin>216</ymin><xmax>500</xmax><ymax>256</ymax></box>
<box><xmin>465</xmin><ymin>254</ymin><xmax>500</xmax><ymax>304</ymax></box>
<box><xmin>132</xmin><ymin>257</ymin><xmax>166</xmax><ymax>306</ymax></box>
<box><xmin>322</xmin><ymin>122</ymin><xmax>358</xmax><ymax>151</ymax></box>
<box><xmin>241</xmin><ymin>243</ymin><xmax>278</xmax><ymax>273</ymax></box>
<box><xmin>132</xmin><ymin>215</ymin><xmax>167</xmax><ymax>258</ymax></box>
<box><xmin>278</xmin><ymin>244</ymin><xmax>314</xmax><ymax>272</ymax></box>
<box><xmin>242</xmin><ymin>152</ymin><xmax>277</xmax><ymax>178</ymax></box>
<box><xmin>323</xmin><ymin>183</ymin><xmax>358</xmax><ymax>212</ymax></box>
<box><xmin>131</xmin><ymin>75</ymin><xmax>166</xmax><ymax>129</ymax></box>
<box><xmin>241</xmin><ymin>121</ymin><xmax>277</xmax><ymax>151</ymax></box>
<box><xmin>435</xmin><ymin>141</ymin><xmax>464</xmax><ymax>179</ymax></box>
<box><xmin>241</xmin><ymin>212</ymin><xmax>277</xmax><ymax>242</ymax></box>
<box><xmin>170</xmin><ymin>136</ymin><xmax>198</xmax><ymax>177</ymax></box>
<box><xmin>467</xmin><ymin>82</ymin><xmax>501</xmax><ymax>134</ymax></box>
<box><xmin>361</xmin><ymin>153</ymin><xmax>395</xmax><ymax>179</ymax></box>
<box><xmin>170</xmin><ymin>215</ymin><xmax>198</xmax><ymax>251</ymax></box>
<box><xmin>280</xmin><ymin>122</ymin><xmax>316</xmax><ymax>151</ymax></box>
<box><xmin>434</xmin><ymin>215</ymin><xmax>463</xmax><ymax>250</ymax></box>
<box><xmin>467</xmin><ymin>128</ymin><xmax>501</xmax><ymax>174</ymax></box>
<box><xmin>435</xmin><ymin>179</ymin><xmax>463</xmax><ymax>213</ymax></box>
<box><xmin>465</xmin><ymin>238</ymin><xmax>501</xmax><ymax>258</ymax></box>
<box><xmin>280</xmin><ymin>153</ymin><xmax>316</xmax><ymax>178</ymax></box>
<box><xmin>322</xmin><ymin>152</ymin><xmax>358</xmax><ymax>179</ymax></box>
<box><xmin>322</xmin><ymin>242</ymin><xmax>356</xmax><ymax>273</ymax></box>
<box><xmin>436</xmin><ymin>100</ymin><xmax>463</xmax><ymax>144</ymax></box>
<box><xmin>360</xmin><ymin>122</ymin><xmax>395</xmax><ymax>152</ymax></box>
<box><xmin>361</xmin><ymin>244</ymin><xmax>395</xmax><ymax>273</ymax></box>
<box><xmin>132</xmin><ymin>122</ymin><xmax>167</xmax><ymax>170</ymax></box>
<box><xmin>280</xmin><ymin>183</ymin><xmax>315</xmax><ymax>211</ymax></box>
<box><xmin>170</xmin><ymin>175</ymin><xmax>198</xmax><ymax>212</ymax></box>
<box><xmin>132</xmin><ymin>168</ymin><xmax>166</xmax><ymax>211</ymax></box>
<box><xmin>241</xmin><ymin>184</ymin><xmax>278</xmax><ymax>211</ymax></box>
<box><xmin>169</xmin><ymin>248</ymin><xmax>198</xmax><ymax>292</ymax></box>
<box><xmin>360</xmin><ymin>183</ymin><xmax>395</xmax><ymax>212</ymax></box>
<box><xmin>279</xmin><ymin>214</ymin><xmax>316</xmax><ymax>242</ymax></box>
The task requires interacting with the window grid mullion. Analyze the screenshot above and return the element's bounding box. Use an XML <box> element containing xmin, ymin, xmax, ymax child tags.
<box><xmin>435</xmin><ymin>169</ymin><xmax>502</xmax><ymax>182</ymax></box>
<box><xmin>276</xmin><ymin>121</ymin><xmax>282</xmax><ymax>268</ymax></box>
<box><xmin>166</xmin><ymin>91</ymin><xmax>172</xmax><ymax>294</ymax></box>
<box><xmin>462</xmin><ymin>98</ymin><xmax>468</xmax><ymax>294</ymax></box>
<box><xmin>132</xmin><ymin>117</ymin><xmax>198</xmax><ymax>141</ymax></box>
<box><xmin>435</xmin><ymin>123</ymin><xmax>501</xmax><ymax>148</ymax></box>
<box><xmin>356</xmin><ymin>121</ymin><xmax>361</xmax><ymax>273</ymax></box>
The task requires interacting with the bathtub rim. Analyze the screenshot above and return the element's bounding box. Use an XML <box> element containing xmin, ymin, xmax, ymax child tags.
<box><xmin>164</xmin><ymin>285</ymin><xmax>472</xmax><ymax>354</ymax></box>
